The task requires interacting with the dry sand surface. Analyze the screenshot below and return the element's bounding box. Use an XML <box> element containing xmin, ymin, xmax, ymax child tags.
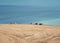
<box><xmin>0</xmin><ymin>24</ymin><xmax>60</xmax><ymax>43</ymax></box>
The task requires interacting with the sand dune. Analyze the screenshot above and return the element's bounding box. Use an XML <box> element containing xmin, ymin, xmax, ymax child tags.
<box><xmin>0</xmin><ymin>24</ymin><xmax>60</xmax><ymax>43</ymax></box>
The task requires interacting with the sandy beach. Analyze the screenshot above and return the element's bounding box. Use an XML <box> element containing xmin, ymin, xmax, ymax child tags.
<box><xmin>0</xmin><ymin>24</ymin><xmax>60</xmax><ymax>43</ymax></box>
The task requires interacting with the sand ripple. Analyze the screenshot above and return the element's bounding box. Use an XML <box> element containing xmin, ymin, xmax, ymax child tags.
<box><xmin>0</xmin><ymin>24</ymin><xmax>60</xmax><ymax>43</ymax></box>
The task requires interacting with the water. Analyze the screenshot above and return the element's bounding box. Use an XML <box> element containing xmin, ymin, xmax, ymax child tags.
<box><xmin>0</xmin><ymin>6</ymin><xmax>60</xmax><ymax>25</ymax></box>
